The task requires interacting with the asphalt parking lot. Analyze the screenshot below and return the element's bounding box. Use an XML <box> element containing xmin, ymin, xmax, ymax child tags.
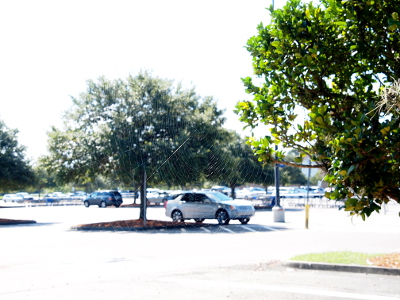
<box><xmin>1</xmin><ymin>204</ymin><xmax>400</xmax><ymax>299</ymax></box>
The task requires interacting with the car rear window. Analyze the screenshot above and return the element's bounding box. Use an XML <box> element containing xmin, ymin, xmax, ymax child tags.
<box><xmin>111</xmin><ymin>192</ymin><xmax>122</xmax><ymax>198</ymax></box>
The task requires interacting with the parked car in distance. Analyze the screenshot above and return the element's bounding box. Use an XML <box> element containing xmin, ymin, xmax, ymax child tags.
<box><xmin>146</xmin><ymin>191</ymin><xmax>168</xmax><ymax>205</ymax></box>
<box><xmin>256</xmin><ymin>192</ymin><xmax>276</xmax><ymax>206</ymax></box>
<box><xmin>16</xmin><ymin>192</ymin><xmax>34</xmax><ymax>201</ymax></box>
<box><xmin>119</xmin><ymin>190</ymin><xmax>137</xmax><ymax>198</ymax></box>
<box><xmin>83</xmin><ymin>190</ymin><xmax>123</xmax><ymax>208</ymax></box>
<box><xmin>165</xmin><ymin>191</ymin><xmax>255</xmax><ymax>224</ymax></box>
<box><xmin>299</xmin><ymin>186</ymin><xmax>326</xmax><ymax>198</ymax></box>
<box><xmin>67</xmin><ymin>191</ymin><xmax>87</xmax><ymax>200</ymax></box>
<box><xmin>211</xmin><ymin>186</ymin><xmax>231</xmax><ymax>196</ymax></box>
<box><xmin>235</xmin><ymin>187</ymin><xmax>266</xmax><ymax>200</ymax></box>
<box><xmin>2</xmin><ymin>194</ymin><xmax>24</xmax><ymax>203</ymax></box>
<box><xmin>279</xmin><ymin>188</ymin><xmax>308</xmax><ymax>198</ymax></box>
<box><xmin>42</xmin><ymin>192</ymin><xmax>68</xmax><ymax>203</ymax></box>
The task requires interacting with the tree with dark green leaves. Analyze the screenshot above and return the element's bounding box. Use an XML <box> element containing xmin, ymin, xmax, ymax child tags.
<box><xmin>280</xmin><ymin>165</ymin><xmax>307</xmax><ymax>186</ymax></box>
<box><xmin>277</xmin><ymin>150</ymin><xmax>308</xmax><ymax>186</ymax></box>
<box><xmin>235</xmin><ymin>0</ymin><xmax>400</xmax><ymax>219</ymax></box>
<box><xmin>42</xmin><ymin>71</ymin><xmax>228</xmax><ymax>218</ymax></box>
<box><xmin>0</xmin><ymin>119</ymin><xmax>34</xmax><ymax>191</ymax></box>
<box><xmin>31</xmin><ymin>165</ymin><xmax>56</xmax><ymax>197</ymax></box>
<box><xmin>203</xmin><ymin>131</ymin><xmax>274</xmax><ymax>198</ymax></box>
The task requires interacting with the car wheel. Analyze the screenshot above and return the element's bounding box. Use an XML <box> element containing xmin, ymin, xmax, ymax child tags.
<box><xmin>99</xmin><ymin>201</ymin><xmax>106</xmax><ymax>208</ymax></box>
<box><xmin>239</xmin><ymin>218</ymin><xmax>250</xmax><ymax>224</ymax></box>
<box><xmin>115</xmin><ymin>201</ymin><xmax>122</xmax><ymax>208</ymax></box>
<box><xmin>244</xmin><ymin>196</ymin><xmax>249</xmax><ymax>200</ymax></box>
<box><xmin>217</xmin><ymin>210</ymin><xmax>230</xmax><ymax>225</ymax></box>
<box><xmin>194</xmin><ymin>218</ymin><xmax>204</xmax><ymax>223</ymax></box>
<box><xmin>172</xmin><ymin>210</ymin><xmax>184</xmax><ymax>222</ymax></box>
<box><xmin>84</xmin><ymin>201</ymin><xmax>90</xmax><ymax>208</ymax></box>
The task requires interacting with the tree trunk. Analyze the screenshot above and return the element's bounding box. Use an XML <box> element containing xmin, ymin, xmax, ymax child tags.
<box><xmin>230</xmin><ymin>183</ymin><xmax>236</xmax><ymax>199</ymax></box>
<box><xmin>133</xmin><ymin>185</ymin><xmax>138</xmax><ymax>204</ymax></box>
<box><xmin>139</xmin><ymin>170</ymin><xmax>147</xmax><ymax>221</ymax></box>
<box><xmin>139</xmin><ymin>184</ymin><xmax>145</xmax><ymax>219</ymax></box>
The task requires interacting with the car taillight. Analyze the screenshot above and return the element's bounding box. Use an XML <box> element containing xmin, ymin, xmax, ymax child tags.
<box><xmin>108</xmin><ymin>197</ymin><xmax>112</xmax><ymax>200</ymax></box>
<box><xmin>164</xmin><ymin>200</ymin><xmax>168</xmax><ymax>209</ymax></box>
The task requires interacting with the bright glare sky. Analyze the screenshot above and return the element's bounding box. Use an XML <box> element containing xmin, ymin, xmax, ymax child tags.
<box><xmin>1</xmin><ymin>0</ymin><xmax>287</xmax><ymax>161</ymax></box>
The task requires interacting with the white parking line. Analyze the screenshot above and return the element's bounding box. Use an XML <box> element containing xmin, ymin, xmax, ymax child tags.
<box><xmin>159</xmin><ymin>278</ymin><xmax>398</xmax><ymax>300</ymax></box>
<box><xmin>180</xmin><ymin>228</ymin><xmax>187</xmax><ymax>232</ymax></box>
<box><xmin>201</xmin><ymin>227</ymin><xmax>211</xmax><ymax>233</ymax></box>
<box><xmin>260</xmin><ymin>225</ymin><xmax>279</xmax><ymax>232</ymax></box>
<box><xmin>241</xmin><ymin>225</ymin><xmax>257</xmax><ymax>232</ymax></box>
<box><xmin>218</xmin><ymin>226</ymin><xmax>235</xmax><ymax>233</ymax></box>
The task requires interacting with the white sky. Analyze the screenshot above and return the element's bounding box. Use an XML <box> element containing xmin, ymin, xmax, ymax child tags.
<box><xmin>0</xmin><ymin>0</ymin><xmax>287</xmax><ymax>161</ymax></box>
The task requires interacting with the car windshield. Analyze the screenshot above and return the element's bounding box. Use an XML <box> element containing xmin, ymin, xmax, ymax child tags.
<box><xmin>205</xmin><ymin>192</ymin><xmax>232</xmax><ymax>202</ymax></box>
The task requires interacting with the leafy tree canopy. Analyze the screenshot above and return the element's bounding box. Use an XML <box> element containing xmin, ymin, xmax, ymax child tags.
<box><xmin>42</xmin><ymin>71</ymin><xmax>230</xmax><ymax>191</ymax></box>
<box><xmin>235</xmin><ymin>0</ymin><xmax>400</xmax><ymax>219</ymax></box>
<box><xmin>204</xmin><ymin>131</ymin><xmax>274</xmax><ymax>197</ymax></box>
<box><xmin>0</xmin><ymin>119</ymin><xmax>34</xmax><ymax>191</ymax></box>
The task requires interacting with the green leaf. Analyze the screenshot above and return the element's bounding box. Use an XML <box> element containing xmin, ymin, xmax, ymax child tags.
<box><xmin>334</xmin><ymin>21</ymin><xmax>347</xmax><ymax>27</ymax></box>
<box><xmin>316</xmin><ymin>116</ymin><xmax>325</xmax><ymax>125</ymax></box>
<box><xmin>271</xmin><ymin>41</ymin><xmax>281</xmax><ymax>48</ymax></box>
<box><xmin>294</xmin><ymin>157</ymin><xmax>302</xmax><ymax>163</ymax></box>
<box><xmin>348</xmin><ymin>164</ymin><xmax>356</xmax><ymax>174</ymax></box>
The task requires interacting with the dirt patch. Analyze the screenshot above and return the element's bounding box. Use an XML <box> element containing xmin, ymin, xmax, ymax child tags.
<box><xmin>368</xmin><ymin>253</ymin><xmax>400</xmax><ymax>269</ymax></box>
<box><xmin>0</xmin><ymin>218</ymin><xmax>36</xmax><ymax>225</ymax></box>
<box><xmin>120</xmin><ymin>203</ymin><xmax>141</xmax><ymax>207</ymax></box>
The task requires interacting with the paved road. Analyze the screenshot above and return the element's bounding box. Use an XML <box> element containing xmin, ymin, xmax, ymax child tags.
<box><xmin>1</xmin><ymin>204</ymin><xmax>399</xmax><ymax>299</ymax></box>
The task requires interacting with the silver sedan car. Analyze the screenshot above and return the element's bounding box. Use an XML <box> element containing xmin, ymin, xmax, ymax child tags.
<box><xmin>2</xmin><ymin>194</ymin><xmax>24</xmax><ymax>203</ymax></box>
<box><xmin>165</xmin><ymin>191</ymin><xmax>255</xmax><ymax>224</ymax></box>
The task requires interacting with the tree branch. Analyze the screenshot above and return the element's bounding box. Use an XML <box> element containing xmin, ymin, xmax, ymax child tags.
<box><xmin>270</xmin><ymin>157</ymin><xmax>324</xmax><ymax>169</ymax></box>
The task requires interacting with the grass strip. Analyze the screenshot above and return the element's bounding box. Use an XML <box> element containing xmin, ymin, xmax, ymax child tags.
<box><xmin>290</xmin><ymin>251</ymin><xmax>385</xmax><ymax>265</ymax></box>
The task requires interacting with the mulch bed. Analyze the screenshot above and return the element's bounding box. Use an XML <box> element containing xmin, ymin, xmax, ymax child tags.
<box><xmin>368</xmin><ymin>253</ymin><xmax>400</xmax><ymax>269</ymax></box>
<box><xmin>0</xmin><ymin>218</ymin><xmax>36</xmax><ymax>225</ymax></box>
<box><xmin>121</xmin><ymin>203</ymin><xmax>141</xmax><ymax>207</ymax></box>
<box><xmin>75</xmin><ymin>219</ymin><xmax>206</xmax><ymax>229</ymax></box>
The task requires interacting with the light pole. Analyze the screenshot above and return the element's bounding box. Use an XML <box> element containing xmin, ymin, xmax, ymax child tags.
<box><xmin>272</xmin><ymin>144</ymin><xmax>285</xmax><ymax>222</ymax></box>
<box><xmin>268</xmin><ymin>0</ymin><xmax>284</xmax><ymax>222</ymax></box>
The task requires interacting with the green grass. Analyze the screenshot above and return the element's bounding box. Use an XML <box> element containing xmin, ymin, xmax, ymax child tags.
<box><xmin>290</xmin><ymin>251</ymin><xmax>385</xmax><ymax>265</ymax></box>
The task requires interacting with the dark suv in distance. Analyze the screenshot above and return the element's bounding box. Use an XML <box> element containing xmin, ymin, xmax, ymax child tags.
<box><xmin>83</xmin><ymin>190</ymin><xmax>123</xmax><ymax>208</ymax></box>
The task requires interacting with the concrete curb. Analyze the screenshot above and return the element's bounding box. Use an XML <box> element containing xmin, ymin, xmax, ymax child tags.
<box><xmin>285</xmin><ymin>260</ymin><xmax>400</xmax><ymax>276</ymax></box>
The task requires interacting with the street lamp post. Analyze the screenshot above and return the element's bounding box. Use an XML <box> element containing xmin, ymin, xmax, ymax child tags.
<box><xmin>272</xmin><ymin>144</ymin><xmax>285</xmax><ymax>222</ymax></box>
<box><xmin>266</xmin><ymin>0</ymin><xmax>284</xmax><ymax>222</ymax></box>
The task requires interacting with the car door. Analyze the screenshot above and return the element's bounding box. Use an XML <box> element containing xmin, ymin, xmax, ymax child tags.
<box><xmin>194</xmin><ymin>194</ymin><xmax>216</xmax><ymax>218</ymax></box>
<box><xmin>99</xmin><ymin>192</ymin><xmax>109</xmax><ymax>204</ymax></box>
<box><xmin>179</xmin><ymin>193</ymin><xmax>196</xmax><ymax>218</ymax></box>
<box><xmin>90</xmin><ymin>192</ymin><xmax>100</xmax><ymax>205</ymax></box>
